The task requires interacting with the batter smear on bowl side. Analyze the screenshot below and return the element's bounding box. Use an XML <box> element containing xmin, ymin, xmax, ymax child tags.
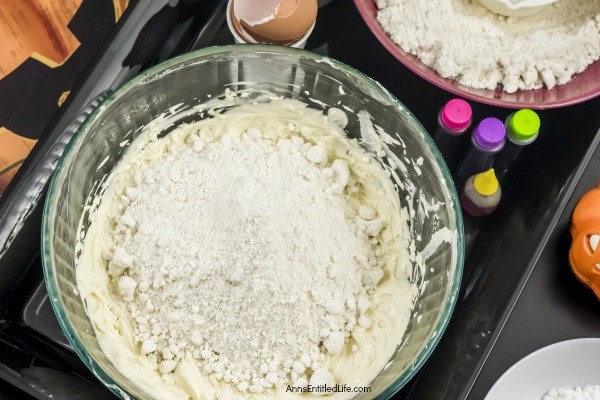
<box><xmin>77</xmin><ymin>99</ymin><xmax>415</xmax><ymax>399</ymax></box>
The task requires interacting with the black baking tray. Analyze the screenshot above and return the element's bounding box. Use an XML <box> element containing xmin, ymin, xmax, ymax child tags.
<box><xmin>409</xmin><ymin>124</ymin><xmax>600</xmax><ymax>400</ymax></box>
<box><xmin>1</xmin><ymin>1</ymin><xmax>600</xmax><ymax>399</ymax></box>
<box><xmin>466</xmin><ymin>133</ymin><xmax>600</xmax><ymax>400</ymax></box>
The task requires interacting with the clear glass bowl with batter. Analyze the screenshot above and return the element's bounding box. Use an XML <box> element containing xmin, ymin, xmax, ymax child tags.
<box><xmin>42</xmin><ymin>45</ymin><xmax>464</xmax><ymax>399</ymax></box>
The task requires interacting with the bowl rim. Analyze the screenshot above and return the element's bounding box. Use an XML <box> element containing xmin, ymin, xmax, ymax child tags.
<box><xmin>353</xmin><ymin>0</ymin><xmax>600</xmax><ymax>110</ymax></box>
<box><xmin>41</xmin><ymin>44</ymin><xmax>464</xmax><ymax>400</ymax></box>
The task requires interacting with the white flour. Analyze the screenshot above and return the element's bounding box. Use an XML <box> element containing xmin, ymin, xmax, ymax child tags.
<box><xmin>543</xmin><ymin>386</ymin><xmax>600</xmax><ymax>400</ymax></box>
<box><xmin>376</xmin><ymin>0</ymin><xmax>600</xmax><ymax>92</ymax></box>
<box><xmin>104</xmin><ymin>116</ymin><xmax>389</xmax><ymax>393</ymax></box>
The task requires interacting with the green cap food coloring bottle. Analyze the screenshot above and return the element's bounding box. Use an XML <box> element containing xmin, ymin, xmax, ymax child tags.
<box><xmin>494</xmin><ymin>109</ymin><xmax>541</xmax><ymax>182</ymax></box>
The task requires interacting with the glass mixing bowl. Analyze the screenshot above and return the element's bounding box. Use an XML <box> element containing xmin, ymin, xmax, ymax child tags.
<box><xmin>42</xmin><ymin>45</ymin><xmax>464</xmax><ymax>399</ymax></box>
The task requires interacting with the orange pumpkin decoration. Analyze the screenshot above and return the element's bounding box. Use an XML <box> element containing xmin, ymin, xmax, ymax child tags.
<box><xmin>570</xmin><ymin>183</ymin><xmax>600</xmax><ymax>300</ymax></box>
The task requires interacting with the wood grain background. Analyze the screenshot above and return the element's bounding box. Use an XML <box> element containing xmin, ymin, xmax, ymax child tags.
<box><xmin>0</xmin><ymin>0</ymin><xmax>129</xmax><ymax>194</ymax></box>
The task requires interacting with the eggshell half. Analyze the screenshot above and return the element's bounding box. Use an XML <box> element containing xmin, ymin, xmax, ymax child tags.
<box><xmin>235</xmin><ymin>0</ymin><xmax>317</xmax><ymax>43</ymax></box>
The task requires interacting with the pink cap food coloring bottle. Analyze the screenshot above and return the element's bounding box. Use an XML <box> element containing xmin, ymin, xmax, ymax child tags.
<box><xmin>432</xmin><ymin>99</ymin><xmax>473</xmax><ymax>171</ymax></box>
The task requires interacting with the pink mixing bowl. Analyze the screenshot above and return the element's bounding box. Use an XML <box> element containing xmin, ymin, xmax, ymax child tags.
<box><xmin>354</xmin><ymin>0</ymin><xmax>600</xmax><ymax>109</ymax></box>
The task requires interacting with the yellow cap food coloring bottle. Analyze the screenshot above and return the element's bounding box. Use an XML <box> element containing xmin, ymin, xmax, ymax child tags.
<box><xmin>460</xmin><ymin>169</ymin><xmax>502</xmax><ymax>217</ymax></box>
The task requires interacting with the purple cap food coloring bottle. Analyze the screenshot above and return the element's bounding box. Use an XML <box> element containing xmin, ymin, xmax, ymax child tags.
<box><xmin>456</xmin><ymin>118</ymin><xmax>506</xmax><ymax>183</ymax></box>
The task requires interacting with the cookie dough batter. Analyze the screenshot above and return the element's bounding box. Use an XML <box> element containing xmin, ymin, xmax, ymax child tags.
<box><xmin>77</xmin><ymin>98</ymin><xmax>415</xmax><ymax>400</ymax></box>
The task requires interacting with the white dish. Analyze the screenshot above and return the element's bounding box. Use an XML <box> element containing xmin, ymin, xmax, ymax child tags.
<box><xmin>485</xmin><ymin>338</ymin><xmax>600</xmax><ymax>400</ymax></box>
<box><xmin>478</xmin><ymin>0</ymin><xmax>558</xmax><ymax>17</ymax></box>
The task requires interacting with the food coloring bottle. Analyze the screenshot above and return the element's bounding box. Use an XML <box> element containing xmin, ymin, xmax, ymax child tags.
<box><xmin>456</xmin><ymin>118</ymin><xmax>506</xmax><ymax>183</ymax></box>
<box><xmin>494</xmin><ymin>109</ymin><xmax>540</xmax><ymax>182</ymax></box>
<box><xmin>461</xmin><ymin>169</ymin><xmax>501</xmax><ymax>217</ymax></box>
<box><xmin>433</xmin><ymin>98</ymin><xmax>473</xmax><ymax>170</ymax></box>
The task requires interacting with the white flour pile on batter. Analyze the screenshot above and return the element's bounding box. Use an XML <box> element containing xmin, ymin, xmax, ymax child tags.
<box><xmin>376</xmin><ymin>0</ymin><xmax>600</xmax><ymax>92</ymax></box>
<box><xmin>543</xmin><ymin>385</ymin><xmax>600</xmax><ymax>400</ymax></box>
<box><xmin>78</xmin><ymin>98</ymin><xmax>415</xmax><ymax>400</ymax></box>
